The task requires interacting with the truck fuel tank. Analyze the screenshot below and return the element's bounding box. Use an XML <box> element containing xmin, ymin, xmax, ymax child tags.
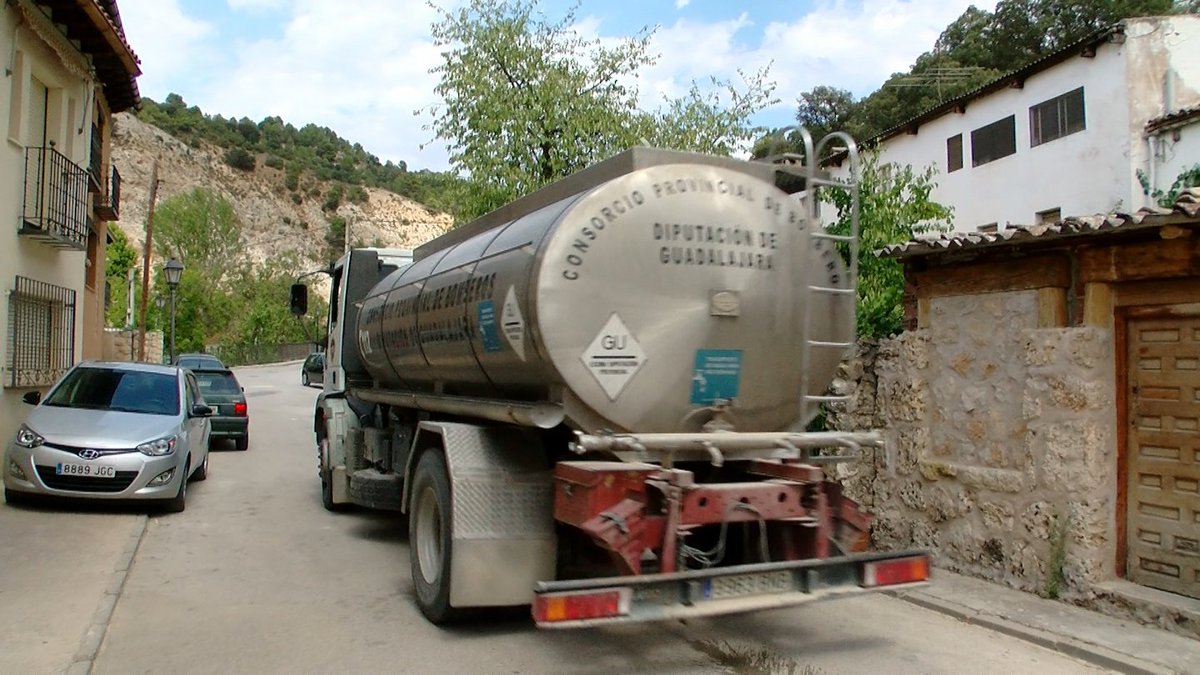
<box><xmin>355</xmin><ymin>148</ymin><xmax>852</xmax><ymax>433</ymax></box>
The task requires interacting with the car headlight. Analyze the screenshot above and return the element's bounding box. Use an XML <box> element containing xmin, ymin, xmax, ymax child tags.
<box><xmin>15</xmin><ymin>424</ymin><xmax>44</xmax><ymax>448</ymax></box>
<box><xmin>137</xmin><ymin>435</ymin><xmax>177</xmax><ymax>456</ymax></box>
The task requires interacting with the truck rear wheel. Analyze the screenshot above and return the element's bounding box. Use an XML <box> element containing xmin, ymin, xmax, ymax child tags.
<box><xmin>409</xmin><ymin>449</ymin><xmax>460</xmax><ymax>624</ymax></box>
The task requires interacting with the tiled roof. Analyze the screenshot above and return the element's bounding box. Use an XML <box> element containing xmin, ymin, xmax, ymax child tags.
<box><xmin>880</xmin><ymin>188</ymin><xmax>1200</xmax><ymax>259</ymax></box>
<box><xmin>33</xmin><ymin>0</ymin><xmax>141</xmax><ymax>111</ymax></box>
<box><xmin>1146</xmin><ymin>105</ymin><xmax>1200</xmax><ymax>134</ymax></box>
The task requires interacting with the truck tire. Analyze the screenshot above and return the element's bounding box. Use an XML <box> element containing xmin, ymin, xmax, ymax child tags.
<box><xmin>410</xmin><ymin>449</ymin><xmax>460</xmax><ymax>624</ymax></box>
<box><xmin>347</xmin><ymin>469</ymin><xmax>403</xmax><ymax>511</ymax></box>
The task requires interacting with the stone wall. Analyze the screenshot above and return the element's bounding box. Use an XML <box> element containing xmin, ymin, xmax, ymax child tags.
<box><xmin>830</xmin><ymin>290</ymin><xmax>1118</xmax><ymax>600</ymax></box>
<box><xmin>102</xmin><ymin>329</ymin><xmax>164</xmax><ymax>364</ymax></box>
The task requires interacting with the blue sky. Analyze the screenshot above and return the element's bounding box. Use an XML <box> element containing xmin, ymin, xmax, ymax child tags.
<box><xmin>116</xmin><ymin>0</ymin><xmax>997</xmax><ymax>172</ymax></box>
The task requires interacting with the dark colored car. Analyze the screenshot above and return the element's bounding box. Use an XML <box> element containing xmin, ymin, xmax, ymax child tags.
<box><xmin>175</xmin><ymin>353</ymin><xmax>226</xmax><ymax>370</ymax></box>
<box><xmin>301</xmin><ymin>353</ymin><xmax>325</xmax><ymax>387</ymax></box>
<box><xmin>192</xmin><ymin>368</ymin><xmax>249</xmax><ymax>450</ymax></box>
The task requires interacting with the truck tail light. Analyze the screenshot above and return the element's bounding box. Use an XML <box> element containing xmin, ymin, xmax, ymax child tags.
<box><xmin>862</xmin><ymin>556</ymin><xmax>930</xmax><ymax>588</ymax></box>
<box><xmin>234</xmin><ymin>401</ymin><xmax>247</xmax><ymax>416</ymax></box>
<box><xmin>533</xmin><ymin>588</ymin><xmax>631</xmax><ymax>625</ymax></box>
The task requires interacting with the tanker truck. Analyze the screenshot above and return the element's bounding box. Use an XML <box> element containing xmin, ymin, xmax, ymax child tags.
<box><xmin>291</xmin><ymin>136</ymin><xmax>930</xmax><ymax>628</ymax></box>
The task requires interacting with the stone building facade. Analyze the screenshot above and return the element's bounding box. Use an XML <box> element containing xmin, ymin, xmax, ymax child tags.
<box><xmin>832</xmin><ymin>192</ymin><xmax>1200</xmax><ymax>637</ymax></box>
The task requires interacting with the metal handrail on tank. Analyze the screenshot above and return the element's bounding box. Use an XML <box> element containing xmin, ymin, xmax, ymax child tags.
<box><xmin>755</xmin><ymin>126</ymin><xmax>862</xmax><ymax>431</ymax></box>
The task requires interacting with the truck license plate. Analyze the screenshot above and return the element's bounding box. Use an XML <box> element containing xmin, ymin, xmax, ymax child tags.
<box><xmin>55</xmin><ymin>462</ymin><xmax>116</xmax><ymax>478</ymax></box>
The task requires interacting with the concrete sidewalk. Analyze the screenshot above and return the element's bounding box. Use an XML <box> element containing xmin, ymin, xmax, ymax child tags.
<box><xmin>893</xmin><ymin>569</ymin><xmax>1200</xmax><ymax>674</ymax></box>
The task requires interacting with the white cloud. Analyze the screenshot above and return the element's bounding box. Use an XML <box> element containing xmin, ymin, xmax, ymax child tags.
<box><xmin>646</xmin><ymin>0</ymin><xmax>999</xmax><ymax>129</ymax></box>
<box><xmin>124</xmin><ymin>0</ymin><xmax>450</xmax><ymax>169</ymax></box>
<box><xmin>118</xmin><ymin>0</ymin><xmax>216</xmax><ymax>92</ymax></box>
<box><xmin>225</xmin><ymin>0</ymin><xmax>288</xmax><ymax>10</ymax></box>
<box><xmin>116</xmin><ymin>0</ymin><xmax>998</xmax><ymax>171</ymax></box>
<box><xmin>675</xmin><ymin>0</ymin><xmax>691</xmax><ymax>8</ymax></box>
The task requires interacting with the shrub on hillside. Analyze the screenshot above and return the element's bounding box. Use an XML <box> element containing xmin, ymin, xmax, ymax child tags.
<box><xmin>224</xmin><ymin>147</ymin><xmax>256</xmax><ymax>171</ymax></box>
<box><xmin>264</xmin><ymin>155</ymin><xmax>284</xmax><ymax>169</ymax></box>
<box><xmin>323</xmin><ymin>184</ymin><xmax>344</xmax><ymax>212</ymax></box>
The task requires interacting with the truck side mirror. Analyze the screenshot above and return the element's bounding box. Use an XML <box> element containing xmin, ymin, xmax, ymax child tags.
<box><xmin>290</xmin><ymin>283</ymin><xmax>309</xmax><ymax>316</ymax></box>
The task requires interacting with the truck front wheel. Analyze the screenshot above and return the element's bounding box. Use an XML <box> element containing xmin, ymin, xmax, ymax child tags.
<box><xmin>410</xmin><ymin>449</ymin><xmax>459</xmax><ymax>623</ymax></box>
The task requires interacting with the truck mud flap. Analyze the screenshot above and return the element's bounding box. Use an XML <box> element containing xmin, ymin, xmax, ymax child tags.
<box><xmin>533</xmin><ymin>549</ymin><xmax>929</xmax><ymax>629</ymax></box>
<box><xmin>348</xmin><ymin>468</ymin><xmax>403</xmax><ymax>510</ymax></box>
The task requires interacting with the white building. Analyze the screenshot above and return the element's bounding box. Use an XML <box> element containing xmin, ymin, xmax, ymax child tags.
<box><xmin>0</xmin><ymin>0</ymin><xmax>140</xmax><ymax>452</ymax></box>
<box><xmin>843</xmin><ymin>16</ymin><xmax>1200</xmax><ymax>231</ymax></box>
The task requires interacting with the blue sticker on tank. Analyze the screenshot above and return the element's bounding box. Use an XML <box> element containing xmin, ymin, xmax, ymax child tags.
<box><xmin>690</xmin><ymin>349</ymin><xmax>742</xmax><ymax>405</ymax></box>
<box><xmin>478</xmin><ymin>300</ymin><xmax>502</xmax><ymax>352</ymax></box>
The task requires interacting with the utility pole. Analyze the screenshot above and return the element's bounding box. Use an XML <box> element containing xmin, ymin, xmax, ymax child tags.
<box><xmin>137</xmin><ymin>161</ymin><xmax>160</xmax><ymax>361</ymax></box>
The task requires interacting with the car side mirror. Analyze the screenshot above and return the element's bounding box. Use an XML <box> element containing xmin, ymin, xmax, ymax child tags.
<box><xmin>290</xmin><ymin>283</ymin><xmax>308</xmax><ymax>316</ymax></box>
<box><xmin>191</xmin><ymin>403</ymin><xmax>213</xmax><ymax>417</ymax></box>
<box><xmin>22</xmin><ymin>391</ymin><xmax>41</xmax><ymax>405</ymax></box>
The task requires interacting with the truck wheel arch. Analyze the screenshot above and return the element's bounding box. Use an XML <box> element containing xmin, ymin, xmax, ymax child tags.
<box><xmin>401</xmin><ymin>421</ymin><xmax>558</xmax><ymax>609</ymax></box>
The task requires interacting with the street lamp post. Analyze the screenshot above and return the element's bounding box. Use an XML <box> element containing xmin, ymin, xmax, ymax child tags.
<box><xmin>153</xmin><ymin>296</ymin><xmax>166</xmax><ymax>363</ymax></box>
<box><xmin>163</xmin><ymin>257</ymin><xmax>184</xmax><ymax>364</ymax></box>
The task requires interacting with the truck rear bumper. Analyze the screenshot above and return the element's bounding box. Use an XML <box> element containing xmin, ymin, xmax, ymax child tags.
<box><xmin>533</xmin><ymin>549</ymin><xmax>929</xmax><ymax>629</ymax></box>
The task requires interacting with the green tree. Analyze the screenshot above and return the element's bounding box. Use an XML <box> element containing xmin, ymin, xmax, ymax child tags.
<box><xmin>796</xmin><ymin>86</ymin><xmax>859</xmax><ymax>143</ymax></box>
<box><xmin>424</xmin><ymin>0</ymin><xmax>775</xmax><ymax>221</ymax></box>
<box><xmin>825</xmin><ymin>154</ymin><xmax>953</xmax><ymax>338</ymax></box>
<box><xmin>104</xmin><ymin>226</ymin><xmax>139</xmax><ymax>327</ymax></box>
<box><xmin>154</xmin><ymin>188</ymin><xmax>245</xmax><ymax>285</ymax></box>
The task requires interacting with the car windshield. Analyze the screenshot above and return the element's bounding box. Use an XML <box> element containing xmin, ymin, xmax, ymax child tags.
<box><xmin>194</xmin><ymin>370</ymin><xmax>241</xmax><ymax>396</ymax></box>
<box><xmin>43</xmin><ymin>368</ymin><xmax>180</xmax><ymax>415</ymax></box>
<box><xmin>177</xmin><ymin>355</ymin><xmax>223</xmax><ymax>369</ymax></box>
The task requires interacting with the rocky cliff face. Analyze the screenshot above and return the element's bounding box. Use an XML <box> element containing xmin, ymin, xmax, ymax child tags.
<box><xmin>110</xmin><ymin>113</ymin><xmax>452</xmax><ymax>271</ymax></box>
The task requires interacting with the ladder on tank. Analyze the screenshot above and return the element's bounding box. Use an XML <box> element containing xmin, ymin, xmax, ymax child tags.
<box><xmin>759</xmin><ymin>127</ymin><xmax>863</xmax><ymax>432</ymax></box>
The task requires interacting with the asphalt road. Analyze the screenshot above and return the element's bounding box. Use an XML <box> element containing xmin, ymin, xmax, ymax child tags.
<box><xmin>1</xmin><ymin>361</ymin><xmax>1110</xmax><ymax>674</ymax></box>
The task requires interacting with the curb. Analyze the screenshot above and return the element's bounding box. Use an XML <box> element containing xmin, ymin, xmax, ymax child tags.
<box><xmin>891</xmin><ymin>590</ymin><xmax>1177</xmax><ymax>675</ymax></box>
<box><xmin>68</xmin><ymin>515</ymin><xmax>148</xmax><ymax>674</ymax></box>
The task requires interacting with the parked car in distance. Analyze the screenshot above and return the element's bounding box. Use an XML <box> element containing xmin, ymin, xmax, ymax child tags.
<box><xmin>4</xmin><ymin>362</ymin><xmax>211</xmax><ymax>512</ymax></box>
<box><xmin>301</xmin><ymin>352</ymin><xmax>325</xmax><ymax>387</ymax></box>
<box><xmin>175</xmin><ymin>353</ymin><xmax>225</xmax><ymax>370</ymax></box>
<box><xmin>192</xmin><ymin>368</ymin><xmax>249</xmax><ymax>450</ymax></box>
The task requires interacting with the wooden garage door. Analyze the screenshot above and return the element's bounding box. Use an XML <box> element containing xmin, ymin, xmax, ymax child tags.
<box><xmin>1127</xmin><ymin>314</ymin><xmax>1200</xmax><ymax>599</ymax></box>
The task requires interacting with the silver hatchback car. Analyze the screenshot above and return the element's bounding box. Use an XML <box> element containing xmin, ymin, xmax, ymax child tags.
<box><xmin>4</xmin><ymin>361</ymin><xmax>212</xmax><ymax>512</ymax></box>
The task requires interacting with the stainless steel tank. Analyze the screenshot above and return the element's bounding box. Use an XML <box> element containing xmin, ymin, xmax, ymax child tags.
<box><xmin>355</xmin><ymin>148</ymin><xmax>852</xmax><ymax>433</ymax></box>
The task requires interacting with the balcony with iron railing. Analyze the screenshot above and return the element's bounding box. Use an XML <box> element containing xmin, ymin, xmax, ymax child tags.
<box><xmin>95</xmin><ymin>164</ymin><xmax>121</xmax><ymax>222</ymax></box>
<box><xmin>20</xmin><ymin>144</ymin><xmax>90</xmax><ymax>250</ymax></box>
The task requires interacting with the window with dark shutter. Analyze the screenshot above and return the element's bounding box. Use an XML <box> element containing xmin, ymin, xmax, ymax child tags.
<box><xmin>1030</xmin><ymin>87</ymin><xmax>1086</xmax><ymax>147</ymax></box>
<box><xmin>971</xmin><ymin>115</ymin><xmax>1016</xmax><ymax>167</ymax></box>
<box><xmin>947</xmin><ymin>134</ymin><xmax>963</xmax><ymax>173</ymax></box>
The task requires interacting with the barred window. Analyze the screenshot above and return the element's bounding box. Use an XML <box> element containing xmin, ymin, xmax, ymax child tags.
<box><xmin>6</xmin><ymin>276</ymin><xmax>75</xmax><ymax>387</ymax></box>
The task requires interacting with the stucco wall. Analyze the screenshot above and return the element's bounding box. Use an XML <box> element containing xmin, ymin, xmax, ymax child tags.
<box><xmin>0</xmin><ymin>6</ymin><xmax>106</xmax><ymax>454</ymax></box>
<box><xmin>832</xmin><ymin>291</ymin><xmax>1118</xmax><ymax>599</ymax></box>
<box><xmin>834</xmin><ymin>16</ymin><xmax>1200</xmax><ymax>230</ymax></box>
